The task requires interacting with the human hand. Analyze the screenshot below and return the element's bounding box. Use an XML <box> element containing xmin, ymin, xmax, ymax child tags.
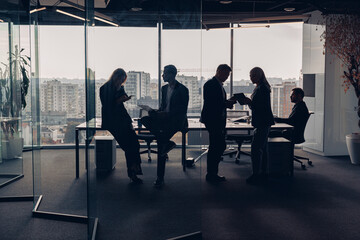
<box><xmin>242</xmin><ymin>97</ymin><xmax>251</xmax><ymax>105</ymax></box>
<box><xmin>225</xmin><ymin>99</ymin><xmax>236</xmax><ymax>109</ymax></box>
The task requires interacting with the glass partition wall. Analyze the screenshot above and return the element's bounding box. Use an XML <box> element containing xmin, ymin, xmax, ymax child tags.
<box><xmin>29</xmin><ymin>1</ymin><xmax>89</xmax><ymax>239</ymax></box>
<box><xmin>27</xmin><ymin>0</ymin><xmax>202</xmax><ymax>239</ymax></box>
<box><xmin>0</xmin><ymin>2</ymin><xmax>30</xmax><ymax>199</ymax></box>
<box><xmin>85</xmin><ymin>2</ymin><xmax>202</xmax><ymax>239</ymax></box>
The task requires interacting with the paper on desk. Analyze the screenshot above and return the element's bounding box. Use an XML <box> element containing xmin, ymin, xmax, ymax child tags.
<box><xmin>138</xmin><ymin>104</ymin><xmax>154</xmax><ymax>112</ymax></box>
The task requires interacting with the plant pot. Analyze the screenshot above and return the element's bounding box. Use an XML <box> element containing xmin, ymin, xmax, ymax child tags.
<box><xmin>1</xmin><ymin>137</ymin><xmax>24</xmax><ymax>160</ymax></box>
<box><xmin>346</xmin><ymin>133</ymin><xmax>360</xmax><ymax>165</ymax></box>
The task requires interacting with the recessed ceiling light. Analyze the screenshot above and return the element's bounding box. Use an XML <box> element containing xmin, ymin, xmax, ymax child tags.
<box><xmin>284</xmin><ymin>7</ymin><xmax>295</xmax><ymax>12</ymax></box>
<box><xmin>220</xmin><ymin>1</ymin><xmax>232</xmax><ymax>4</ymax></box>
<box><xmin>130</xmin><ymin>7</ymin><xmax>142</xmax><ymax>11</ymax></box>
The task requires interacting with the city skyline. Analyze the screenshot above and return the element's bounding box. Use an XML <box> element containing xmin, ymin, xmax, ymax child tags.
<box><xmin>34</xmin><ymin>23</ymin><xmax>302</xmax><ymax>81</ymax></box>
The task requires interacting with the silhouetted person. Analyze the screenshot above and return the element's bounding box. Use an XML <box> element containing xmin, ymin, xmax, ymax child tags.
<box><xmin>272</xmin><ymin>88</ymin><xmax>309</xmax><ymax>142</ymax></box>
<box><xmin>141</xmin><ymin>65</ymin><xmax>189</xmax><ymax>188</ymax></box>
<box><xmin>100</xmin><ymin>68</ymin><xmax>143</xmax><ymax>184</ymax></box>
<box><xmin>201</xmin><ymin>64</ymin><xmax>236</xmax><ymax>183</ymax></box>
<box><xmin>242</xmin><ymin>67</ymin><xmax>274</xmax><ymax>185</ymax></box>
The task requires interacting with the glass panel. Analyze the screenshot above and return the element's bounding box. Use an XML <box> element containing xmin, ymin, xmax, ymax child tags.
<box><xmin>29</xmin><ymin>1</ymin><xmax>87</xmax><ymax>237</ymax></box>
<box><xmin>0</xmin><ymin>6</ymin><xmax>25</xmax><ymax>194</ymax></box>
<box><xmin>302</xmin><ymin>22</ymin><xmax>325</xmax><ymax>152</ymax></box>
<box><xmin>85</xmin><ymin>0</ymin><xmax>97</xmax><ymax>238</ymax></box>
<box><xmin>29</xmin><ymin>19</ymin><xmax>41</xmax><ymax>204</ymax></box>
<box><xmin>85</xmin><ymin>1</ymin><xmax>202</xmax><ymax>239</ymax></box>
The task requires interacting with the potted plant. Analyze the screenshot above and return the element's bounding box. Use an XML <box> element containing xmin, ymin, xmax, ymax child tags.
<box><xmin>0</xmin><ymin>45</ymin><xmax>30</xmax><ymax>159</ymax></box>
<box><xmin>321</xmin><ymin>14</ymin><xmax>360</xmax><ymax>164</ymax></box>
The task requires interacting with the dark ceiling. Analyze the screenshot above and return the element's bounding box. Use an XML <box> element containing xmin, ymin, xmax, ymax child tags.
<box><xmin>1</xmin><ymin>0</ymin><xmax>360</xmax><ymax>28</ymax></box>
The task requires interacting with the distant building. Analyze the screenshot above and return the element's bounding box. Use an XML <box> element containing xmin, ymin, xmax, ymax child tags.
<box><xmin>126</xmin><ymin>71</ymin><xmax>151</xmax><ymax>100</ymax></box>
<box><xmin>149</xmin><ymin>82</ymin><xmax>158</xmax><ymax>100</ymax></box>
<box><xmin>271</xmin><ymin>82</ymin><xmax>297</xmax><ymax>118</ymax></box>
<box><xmin>177</xmin><ymin>74</ymin><xmax>201</xmax><ymax>112</ymax></box>
<box><xmin>40</xmin><ymin>79</ymin><xmax>79</xmax><ymax>118</ymax></box>
<box><xmin>40</xmin><ymin>111</ymin><xmax>67</xmax><ymax>125</ymax></box>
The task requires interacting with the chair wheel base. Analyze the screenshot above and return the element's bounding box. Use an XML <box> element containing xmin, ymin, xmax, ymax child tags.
<box><xmin>301</xmin><ymin>164</ymin><xmax>306</xmax><ymax>170</ymax></box>
<box><xmin>308</xmin><ymin>161</ymin><xmax>313</xmax><ymax>166</ymax></box>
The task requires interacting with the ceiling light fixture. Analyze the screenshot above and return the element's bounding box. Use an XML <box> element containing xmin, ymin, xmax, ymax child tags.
<box><xmin>56</xmin><ymin>9</ymin><xmax>86</xmax><ymax>21</ymax></box>
<box><xmin>30</xmin><ymin>7</ymin><xmax>47</xmax><ymax>14</ymax></box>
<box><xmin>209</xmin><ymin>24</ymin><xmax>270</xmax><ymax>30</ymax></box>
<box><xmin>94</xmin><ymin>16</ymin><xmax>119</xmax><ymax>27</ymax></box>
<box><xmin>130</xmin><ymin>7</ymin><xmax>143</xmax><ymax>11</ymax></box>
<box><xmin>284</xmin><ymin>7</ymin><xmax>295</xmax><ymax>12</ymax></box>
<box><xmin>220</xmin><ymin>0</ymin><xmax>232</xmax><ymax>4</ymax></box>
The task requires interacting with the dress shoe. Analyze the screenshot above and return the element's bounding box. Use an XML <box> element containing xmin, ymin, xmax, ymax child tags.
<box><xmin>130</xmin><ymin>175</ymin><xmax>143</xmax><ymax>184</ymax></box>
<box><xmin>160</xmin><ymin>141</ymin><xmax>176</xmax><ymax>157</ymax></box>
<box><xmin>153</xmin><ymin>178</ymin><xmax>164</xmax><ymax>188</ymax></box>
<box><xmin>206</xmin><ymin>174</ymin><xmax>226</xmax><ymax>183</ymax></box>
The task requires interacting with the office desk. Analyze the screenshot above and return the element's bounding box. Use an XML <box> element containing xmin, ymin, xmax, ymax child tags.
<box><xmin>75</xmin><ymin>118</ymin><xmax>292</xmax><ymax>178</ymax></box>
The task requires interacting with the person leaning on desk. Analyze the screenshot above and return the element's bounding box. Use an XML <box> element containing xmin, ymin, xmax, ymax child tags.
<box><xmin>99</xmin><ymin>68</ymin><xmax>143</xmax><ymax>184</ymax></box>
<box><xmin>239</xmin><ymin>67</ymin><xmax>274</xmax><ymax>185</ymax></box>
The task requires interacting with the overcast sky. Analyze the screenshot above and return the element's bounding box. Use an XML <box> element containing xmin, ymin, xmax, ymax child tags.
<box><xmin>19</xmin><ymin>22</ymin><xmax>302</xmax><ymax>81</ymax></box>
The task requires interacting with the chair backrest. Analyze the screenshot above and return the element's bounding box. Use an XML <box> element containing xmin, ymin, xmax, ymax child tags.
<box><xmin>292</xmin><ymin>112</ymin><xmax>312</xmax><ymax>144</ymax></box>
<box><xmin>137</xmin><ymin>109</ymin><xmax>149</xmax><ymax>134</ymax></box>
<box><xmin>227</xmin><ymin>110</ymin><xmax>249</xmax><ymax>119</ymax></box>
<box><xmin>226</xmin><ymin>110</ymin><xmax>251</xmax><ymax>136</ymax></box>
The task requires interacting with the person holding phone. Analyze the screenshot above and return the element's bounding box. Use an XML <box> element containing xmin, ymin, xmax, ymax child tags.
<box><xmin>100</xmin><ymin>68</ymin><xmax>143</xmax><ymax>184</ymax></box>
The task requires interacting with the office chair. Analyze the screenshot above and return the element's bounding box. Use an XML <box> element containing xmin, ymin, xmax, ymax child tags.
<box><xmin>222</xmin><ymin>110</ymin><xmax>253</xmax><ymax>164</ymax></box>
<box><xmin>271</xmin><ymin>112</ymin><xmax>313</xmax><ymax>170</ymax></box>
<box><xmin>293</xmin><ymin>112</ymin><xmax>313</xmax><ymax>169</ymax></box>
<box><xmin>136</xmin><ymin>109</ymin><xmax>157</xmax><ymax>163</ymax></box>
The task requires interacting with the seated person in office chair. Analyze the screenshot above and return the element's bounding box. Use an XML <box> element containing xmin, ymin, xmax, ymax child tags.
<box><xmin>271</xmin><ymin>88</ymin><xmax>310</xmax><ymax>143</ymax></box>
<box><xmin>140</xmin><ymin>65</ymin><xmax>189</xmax><ymax>188</ymax></box>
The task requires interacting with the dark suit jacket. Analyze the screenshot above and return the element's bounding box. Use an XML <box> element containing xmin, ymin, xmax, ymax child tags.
<box><xmin>201</xmin><ymin>77</ymin><xmax>227</xmax><ymax>129</ymax></box>
<box><xmin>250</xmin><ymin>83</ymin><xmax>274</xmax><ymax>128</ymax></box>
<box><xmin>100</xmin><ymin>81</ymin><xmax>132</xmax><ymax>131</ymax></box>
<box><xmin>159</xmin><ymin>80</ymin><xmax>189</xmax><ymax>131</ymax></box>
<box><xmin>274</xmin><ymin>101</ymin><xmax>309</xmax><ymax>143</ymax></box>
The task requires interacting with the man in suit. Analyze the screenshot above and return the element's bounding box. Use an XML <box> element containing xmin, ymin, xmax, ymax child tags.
<box><xmin>141</xmin><ymin>65</ymin><xmax>189</xmax><ymax>187</ymax></box>
<box><xmin>272</xmin><ymin>88</ymin><xmax>310</xmax><ymax>143</ymax></box>
<box><xmin>201</xmin><ymin>64</ymin><xmax>236</xmax><ymax>183</ymax></box>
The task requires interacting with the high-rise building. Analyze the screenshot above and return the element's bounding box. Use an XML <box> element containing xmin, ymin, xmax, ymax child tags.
<box><xmin>40</xmin><ymin>80</ymin><xmax>79</xmax><ymax>118</ymax></box>
<box><xmin>126</xmin><ymin>71</ymin><xmax>151</xmax><ymax>100</ymax></box>
<box><xmin>271</xmin><ymin>81</ymin><xmax>297</xmax><ymax>118</ymax></box>
<box><xmin>149</xmin><ymin>82</ymin><xmax>158</xmax><ymax>100</ymax></box>
<box><xmin>177</xmin><ymin>74</ymin><xmax>201</xmax><ymax>112</ymax></box>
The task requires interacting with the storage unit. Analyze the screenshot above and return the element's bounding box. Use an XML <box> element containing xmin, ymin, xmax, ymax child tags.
<box><xmin>268</xmin><ymin>137</ymin><xmax>294</xmax><ymax>176</ymax></box>
<box><xmin>95</xmin><ymin>136</ymin><xmax>116</xmax><ymax>171</ymax></box>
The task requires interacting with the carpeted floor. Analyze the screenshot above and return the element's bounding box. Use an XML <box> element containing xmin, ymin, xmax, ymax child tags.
<box><xmin>0</xmin><ymin>147</ymin><xmax>360</xmax><ymax>240</ymax></box>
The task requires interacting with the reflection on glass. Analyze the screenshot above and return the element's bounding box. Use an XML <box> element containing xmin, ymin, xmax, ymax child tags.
<box><xmin>0</xmin><ymin>20</ymin><xmax>24</xmax><ymax>188</ymax></box>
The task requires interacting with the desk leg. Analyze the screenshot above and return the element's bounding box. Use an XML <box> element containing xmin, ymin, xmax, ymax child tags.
<box><xmin>182</xmin><ymin>132</ymin><xmax>186</xmax><ymax>172</ymax></box>
<box><xmin>75</xmin><ymin>129</ymin><xmax>79</xmax><ymax>179</ymax></box>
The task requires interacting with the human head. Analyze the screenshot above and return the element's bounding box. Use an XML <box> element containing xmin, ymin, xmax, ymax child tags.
<box><xmin>109</xmin><ymin>68</ymin><xmax>127</xmax><ymax>89</ymax></box>
<box><xmin>162</xmin><ymin>65</ymin><xmax>177</xmax><ymax>83</ymax></box>
<box><xmin>215</xmin><ymin>64</ymin><xmax>232</xmax><ymax>83</ymax></box>
<box><xmin>249</xmin><ymin>67</ymin><xmax>266</xmax><ymax>85</ymax></box>
<box><xmin>290</xmin><ymin>87</ymin><xmax>305</xmax><ymax>103</ymax></box>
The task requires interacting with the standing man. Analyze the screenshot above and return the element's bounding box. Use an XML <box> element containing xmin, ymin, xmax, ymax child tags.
<box><xmin>201</xmin><ymin>64</ymin><xmax>236</xmax><ymax>183</ymax></box>
<box><xmin>141</xmin><ymin>65</ymin><xmax>189</xmax><ymax>187</ymax></box>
